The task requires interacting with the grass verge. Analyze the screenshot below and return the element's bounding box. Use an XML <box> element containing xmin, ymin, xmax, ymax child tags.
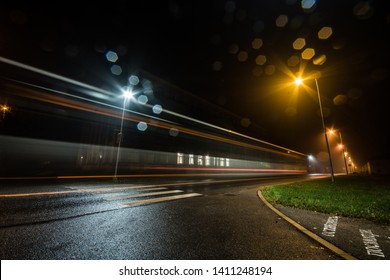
<box><xmin>261</xmin><ymin>175</ymin><xmax>390</xmax><ymax>224</ymax></box>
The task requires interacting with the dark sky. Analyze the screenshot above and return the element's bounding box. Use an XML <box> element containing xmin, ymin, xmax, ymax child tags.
<box><xmin>1</xmin><ymin>0</ymin><xmax>389</xmax><ymax>166</ymax></box>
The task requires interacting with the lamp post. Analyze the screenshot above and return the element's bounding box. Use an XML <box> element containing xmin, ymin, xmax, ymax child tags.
<box><xmin>329</xmin><ymin>129</ymin><xmax>349</xmax><ymax>175</ymax></box>
<box><xmin>337</xmin><ymin>131</ymin><xmax>349</xmax><ymax>175</ymax></box>
<box><xmin>113</xmin><ymin>88</ymin><xmax>133</xmax><ymax>180</ymax></box>
<box><xmin>295</xmin><ymin>77</ymin><xmax>335</xmax><ymax>182</ymax></box>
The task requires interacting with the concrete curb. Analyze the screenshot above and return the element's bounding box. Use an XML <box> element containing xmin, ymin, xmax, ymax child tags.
<box><xmin>257</xmin><ymin>190</ymin><xmax>357</xmax><ymax>260</ymax></box>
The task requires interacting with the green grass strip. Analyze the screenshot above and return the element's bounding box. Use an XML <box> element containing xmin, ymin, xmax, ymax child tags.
<box><xmin>262</xmin><ymin>175</ymin><xmax>390</xmax><ymax>224</ymax></box>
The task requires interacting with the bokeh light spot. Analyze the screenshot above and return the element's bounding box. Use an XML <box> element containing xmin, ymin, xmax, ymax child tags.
<box><xmin>333</xmin><ymin>94</ymin><xmax>348</xmax><ymax>106</ymax></box>
<box><xmin>141</xmin><ymin>79</ymin><xmax>153</xmax><ymax>91</ymax></box>
<box><xmin>240</xmin><ymin>118</ymin><xmax>251</xmax><ymax>127</ymax></box>
<box><xmin>137</xmin><ymin>122</ymin><xmax>148</xmax><ymax>131</ymax></box>
<box><xmin>251</xmin><ymin>38</ymin><xmax>263</xmax><ymax>50</ymax></box>
<box><xmin>152</xmin><ymin>104</ymin><xmax>163</xmax><ymax>114</ymax></box>
<box><xmin>301</xmin><ymin>0</ymin><xmax>317</xmax><ymax>10</ymax></box>
<box><xmin>301</xmin><ymin>48</ymin><xmax>315</xmax><ymax>60</ymax></box>
<box><xmin>105</xmin><ymin>50</ymin><xmax>118</xmax><ymax>62</ymax></box>
<box><xmin>353</xmin><ymin>1</ymin><xmax>375</xmax><ymax>20</ymax></box>
<box><xmin>229</xmin><ymin>44</ymin><xmax>239</xmax><ymax>54</ymax></box>
<box><xmin>137</xmin><ymin>95</ymin><xmax>148</xmax><ymax>104</ymax></box>
<box><xmin>110</xmin><ymin>65</ymin><xmax>122</xmax><ymax>75</ymax></box>
<box><xmin>276</xmin><ymin>15</ymin><xmax>289</xmax><ymax>27</ymax></box>
<box><xmin>293</xmin><ymin>38</ymin><xmax>306</xmax><ymax>50</ymax></box>
<box><xmin>255</xmin><ymin>55</ymin><xmax>267</xmax><ymax>65</ymax></box>
<box><xmin>265</xmin><ymin>65</ymin><xmax>276</xmax><ymax>75</ymax></box>
<box><xmin>237</xmin><ymin>51</ymin><xmax>248</xmax><ymax>62</ymax></box>
<box><xmin>312</xmin><ymin>54</ymin><xmax>327</xmax><ymax>65</ymax></box>
<box><xmin>169</xmin><ymin>128</ymin><xmax>179</xmax><ymax>137</ymax></box>
<box><xmin>128</xmin><ymin>75</ymin><xmax>140</xmax><ymax>85</ymax></box>
<box><xmin>332</xmin><ymin>38</ymin><xmax>347</xmax><ymax>50</ymax></box>
<box><xmin>287</xmin><ymin>55</ymin><xmax>300</xmax><ymax>66</ymax></box>
<box><xmin>318</xmin><ymin>26</ymin><xmax>333</xmax><ymax>39</ymax></box>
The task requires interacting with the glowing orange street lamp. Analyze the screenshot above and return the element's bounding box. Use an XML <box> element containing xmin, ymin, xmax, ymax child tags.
<box><xmin>1</xmin><ymin>104</ymin><xmax>10</xmax><ymax>119</ymax></box>
<box><xmin>295</xmin><ymin>77</ymin><xmax>335</xmax><ymax>182</ymax></box>
<box><xmin>329</xmin><ymin>129</ymin><xmax>349</xmax><ymax>175</ymax></box>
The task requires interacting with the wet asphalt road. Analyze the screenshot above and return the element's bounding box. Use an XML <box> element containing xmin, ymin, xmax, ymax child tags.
<box><xmin>0</xmin><ymin>176</ymin><xmax>342</xmax><ymax>260</ymax></box>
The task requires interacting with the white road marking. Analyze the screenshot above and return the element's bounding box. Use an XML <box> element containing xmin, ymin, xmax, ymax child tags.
<box><xmin>322</xmin><ymin>216</ymin><xmax>339</xmax><ymax>237</ymax></box>
<box><xmin>95</xmin><ymin>187</ymin><xmax>167</xmax><ymax>194</ymax></box>
<box><xmin>359</xmin><ymin>229</ymin><xmax>385</xmax><ymax>258</ymax></box>
<box><xmin>121</xmin><ymin>193</ymin><xmax>203</xmax><ymax>207</ymax></box>
<box><xmin>104</xmin><ymin>190</ymin><xmax>184</xmax><ymax>201</ymax></box>
<box><xmin>67</xmin><ymin>185</ymin><xmax>165</xmax><ymax>191</ymax></box>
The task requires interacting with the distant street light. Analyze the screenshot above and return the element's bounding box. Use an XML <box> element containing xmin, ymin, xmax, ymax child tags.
<box><xmin>330</xmin><ymin>129</ymin><xmax>349</xmax><ymax>175</ymax></box>
<box><xmin>113</xmin><ymin>88</ymin><xmax>134</xmax><ymax>180</ymax></box>
<box><xmin>1</xmin><ymin>104</ymin><xmax>10</xmax><ymax>119</ymax></box>
<box><xmin>295</xmin><ymin>77</ymin><xmax>335</xmax><ymax>182</ymax></box>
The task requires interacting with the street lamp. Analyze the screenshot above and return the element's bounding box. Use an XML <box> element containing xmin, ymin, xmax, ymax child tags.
<box><xmin>295</xmin><ymin>77</ymin><xmax>335</xmax><ymax>182</ymax></box>
<box><xmin>1</xmin><ymin>104</ymin><xmax>10</xmax><ymax>119</ymax></box>
<box><xmin>113</xmin><ymin>88</ymin><xmax>134</xmax><ymax>180</ymax></box>
<box><xmin>330</xmin><ymin>129</ymin><xmax>349</xmax><ymax>175</ymax></box>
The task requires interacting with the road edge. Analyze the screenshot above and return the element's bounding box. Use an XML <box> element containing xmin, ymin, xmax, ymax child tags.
<box><xmin>257</xmin><ymin>190</ymin><xmax>357</xmax><ymax>260</ymax></box>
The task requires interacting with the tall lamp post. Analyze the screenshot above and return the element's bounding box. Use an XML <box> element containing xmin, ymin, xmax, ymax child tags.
<box><xmin>113</xmin><ymin>88</ymin><xmax>133</xmax><ymax>180</ymax></box>
<box><xmin>295</xmin><ymin>77</ymin><xmax>335</xmax><ymax>182</ymax></box>
<box><xmin>333</xmin><ymin>130</ymin><xmax>349</xmax><ymax>175</ymax></box>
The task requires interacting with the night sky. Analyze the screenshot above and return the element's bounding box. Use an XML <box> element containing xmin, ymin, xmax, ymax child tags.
<box><xmin>1</xmin><ymin>0</ymin><xmax>389</xmax><ymax>166</ymax></box>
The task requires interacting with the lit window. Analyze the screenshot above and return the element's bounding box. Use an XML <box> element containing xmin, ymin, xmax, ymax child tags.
<box><xmin>226</xmin><ymin>158</ymin><xmax>230</xmax><ymax>167</ymax></box>
<box><xmin>177</xmin><ymin>153</ymin><xmax>184</xmax><ymax>164</ymax></box>
<box><xmin>220</xmin><ymin>158</ymin><xmax>225</xmax><ymax>167</ymax></box>
<box><xmin>205</xmin><ymin>155</ymin><xmax>210</xmax><ymax>166</ymax></box>
<box><xmin>197</xmin><ymin>155</ymin><xmax>203</xmax><ymax>165</ymax></box>
<box><xmin>189</xmin><ymin>154</ymin><xmax>194</xmax><ymax>165</ymax></box>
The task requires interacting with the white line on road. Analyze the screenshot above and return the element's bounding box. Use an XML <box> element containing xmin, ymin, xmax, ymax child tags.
<box><xmin>121</xmin><ymin>193</ymin><xmax>203</xmax><ymax>207</ymax></box>
<box><xmin>0</xmin><ymin>185</ymin><xmax>170</xmax><ymax>197</ymax></box>
<box><xmin>95</xmin><ymin>187</ymin><xmax>167</xmax><ymax>194</ymax></box>
<box><xmin>322</xmin><ymin>216</ymin><xmax>339</xmax><ymax>237</ymax></box>
<box><xmin>359</xmin><ymin>229</ymin><xmax>385</xmax><ymax>258</ymax></box>
<box><xmin>104</xmin><ymin>190</ymin><xmax>184</xmax><ymax>201</ymax></box>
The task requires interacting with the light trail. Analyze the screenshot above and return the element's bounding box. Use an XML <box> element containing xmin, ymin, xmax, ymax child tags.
<box><xmin>0</xmin><ymin>56</ymin><xmax>116</xmax><ymax>97</ymax></box>
<box><xmin>0</xmin><ymin>56</ymin><xmax>306</xmax><ymax>157</ymax></box>
<box><xmin>2</xmin><ymin>81</ymin><xmax>305</xmax><ymax>158</ymax></box>
<box><xmin>0</xmin><ymin>176</ymin><xmax>292</xmax><ymax>197</ymax></box>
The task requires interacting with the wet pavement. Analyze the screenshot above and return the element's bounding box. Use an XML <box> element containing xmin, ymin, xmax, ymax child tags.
<box><xmin>1</xmin><ymin>176</ymin><xmax>389</xmax><ymax>260</ymax></box>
